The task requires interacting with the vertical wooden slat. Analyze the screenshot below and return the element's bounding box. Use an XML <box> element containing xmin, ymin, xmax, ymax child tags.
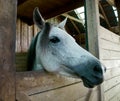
<box><xmin>85</xmin><ymin>0</ymin><xmax>104</xmax><ymax>101</ymax></box>
<box><xmin>21</xmin><ymin>22</ymin><xmax>28</xmax><ymax>52</ymax></box>
<box><xmin>0</xmin><ymin>0</ymin><xmax>17</xmax><ymax>100</ymax></box>
<box><xmin>16</xmin><ymin>19</ymin><xmax>22</xmax><ymax>52</ymax></box>
<box><xmin>28</xmin><ymin>25</ymin><xmax>34</xmax><ymax>47</ymax></box>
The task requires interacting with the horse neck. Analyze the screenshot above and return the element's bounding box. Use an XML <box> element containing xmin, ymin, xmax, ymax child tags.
<box><xmin>33</xmin><ymin>33</ymin><xmax>44</xmax><ymax>70</ymax></box>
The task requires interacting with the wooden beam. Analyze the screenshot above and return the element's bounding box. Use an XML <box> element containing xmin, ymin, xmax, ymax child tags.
<box><xmin>100</xmin><ymin>13</ymin><xmax>105</xmax><ymax>19</ymax></box>
<box><xmin>17</xmin><ymin>0</ymin><xmax>84</xmax><ymax>25</ymax></box>
<box><xmin>69</xmin><ymin>19</ymin><xmax>81</xmax><ymax>35</ymax></box>
<box><xmin>99</xmin><ymin>3</ymin><xmax>111</xmax><ymax>29</ymax></box>
<box><xmin>18</xmin><ymin>0</ymin><xmax>28</xmax><ymax>5</ymax></box>
<box><xmin>62</xmin><ymin>13</ymin><xmax>83</xmax><ymax>24</ymax></box>
<box><xmin>85</xmin><ymin>0</ymin><xmax>104</xmax><ymax>101</ymax></box>
<box><xmin>115</xmin><ymin>0</ymin><xmax>120</xmax><ymax>35</ymax></box>
<box><xmin>0</xmin><ymin>0</ymin><xmax>17</xmax><ymax>100</ymax></box>
<box><xmin>107</xmin><ymin>0</ymin><xmax>115</xmax><ymax>6</ymax></box>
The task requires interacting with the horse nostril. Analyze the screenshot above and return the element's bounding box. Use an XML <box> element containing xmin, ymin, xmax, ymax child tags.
<box><xmin>93</xmin><ymin>65</ymin><xmax>102</xmax><ymax>73</ymax></box>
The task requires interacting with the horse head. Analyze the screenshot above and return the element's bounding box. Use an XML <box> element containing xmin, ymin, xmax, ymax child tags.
<box><xmin>27</xmin><ymin>7</ymin><xmax>106</xmax><ymax>88</ymax></box>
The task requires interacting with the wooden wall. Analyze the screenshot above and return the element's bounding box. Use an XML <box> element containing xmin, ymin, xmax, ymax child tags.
<box><xmin>16</xmin><ymin>71</ymin><xmax>102</xmax><ymax>101</ymax></box>
<box><xmin>16</xmin><ymin>18</ymin><xmax>59</xmax><ymax>53</ymax></box>
<box><xmin>16</xmin><ymin>19</ymin><xmax>39</xmax><ymax>53</ymax></box>
<box><xmin>99</xmin><ymin>26</ymin><xmax>120</xmax><ymax>101</ymax></box>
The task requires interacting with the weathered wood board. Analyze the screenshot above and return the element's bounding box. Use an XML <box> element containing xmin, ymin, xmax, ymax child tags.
<box><xmin>99</xmin><ymin>26</ymin><xmax>120</xmax><ymax>101</ymax></box>
<box><xmin>0</xmin><ymin>0</ymin><xmax>17</xmax><ymax>100</ymax></box>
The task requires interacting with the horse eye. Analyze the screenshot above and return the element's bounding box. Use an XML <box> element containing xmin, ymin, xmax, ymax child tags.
<box><xmin>50</xmin><ymin>36</ymin><xmax>60</xmax><ymax>43</ymax></box>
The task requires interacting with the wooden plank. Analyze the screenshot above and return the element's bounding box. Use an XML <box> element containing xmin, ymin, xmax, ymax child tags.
<box><xmin>16</xmin><ymin>71</ymin><xmax>81</xmax><ymax>92</ymax></box>
<box><xmin>99</xmin><ymin>26</ymin><xmax>120</xmax><ymax>44</ymax></box>
<box><xmin>17</xmin><ymin>0</ymin><xmax>84</xmax><ymax>24</ymax></box>
<box><xmin>99</xmin><ymin>3</ymin><xmax>111</xmax><ymax>28</ymax></box>
<box><xmin>16</xmin><ymin>19</ymin><xmax>22</xmax><ymax>52</ymax></box>
<box><xmin>16</xmin><ymin>53</ymin><xmax>27</xmax><ymax>71</ymax></box>
<box><xmin>109</xmin><ymin>91</ymin><xmax>120</xmax><ymax>101</ymax></box>
<box><xmin>62</xmin><ymin>14</ymin><xmax>83</xmax><ymax>24</ymax></box>
<box><xmin>105</xmin><ymin>67</ymin><xmax>120</xmax><ymax>80</ymax></box>
<box><xmin>100</xmin><ymin>49</ymin><xmax>120</xmax><ymax>60</ymax></box>
<box><xmin>16</xmin><ymin>92</ymin><xmax>30</xmax><ymax>101</ymax></box>
<box><xmin>28</xmin><ymin>25</ymin><xmax>34</xmax><ymax>47</ymax></box>
<box><xmin>29</xmin><ymin>83</ymin><xmax>90</xmax><ymax>101</ymax></box>
<box><xmin>0</xmin><ymin>0</ymin><xmax>17</xmax><ymax>100</ymax></box>
<box><xmin>104</xmin><ymin>75</ymin><xmax>120</xmax><ymax>91</ymax></box>
<box><xmin>69</xmin><ymin>19</ymin><xmax>81</xmax><ymax>35</ymax></box>
<box><xmin>99</xmin><ymin>39</ymin><xmax>120</xmax><ymax>51</ymax></box>
<box><xmin>16</xmin><ymin>19</ymin><xmax>34</xmax><ymax>52</ymax></box>
<box><xmin>101</xmin><ymin>60</ymin><xmax>120</xmax><ymax>69</ymax></box>
<box><xmin>21</xmin><ymin>21</ymin><xmax>28</xmax><ymax>52</ymax></box>
<box><xmin>75</xmin><ymin>96</ymin><xmax>86</xmax><ymax>101</ymax></box>
<box><xmin>104</xmin><ymin>83</ymin><xmax>120</xmax><ymax>101</ymax></box>
<box><xmin>107</xmin><ymin>0</ymin><xmax>115</xmax><ymax>6</ymax></box>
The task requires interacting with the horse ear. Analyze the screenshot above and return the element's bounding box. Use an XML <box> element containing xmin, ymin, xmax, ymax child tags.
<box><xmin>33</xmin><ymin>7</ymin><xmax>45</xmax><ymax>29</ymax></box>
<box><xmin>57</xmin><ymin>18</ymin><xmax>67</xmax><ymax>29</ymax></box>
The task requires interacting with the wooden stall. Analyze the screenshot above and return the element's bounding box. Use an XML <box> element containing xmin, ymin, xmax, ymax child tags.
<box><xmin>15</xmin><ymin>0</ymin><xmax>102</xmax><ymax>101</ymax></box>
<box><xmin>0</xmin><ymin>0</ymin><xmax>120</xmax><ymax>101</ymax></box>
<box><xmin>15</xmin><ymin>0</ymin><xmax>103</xmax><ymax>101</ymax></box>
<box><xmin>15</xmin><ymin>17</ymin><xmax>94</xmax><ymax>101</ymax></box>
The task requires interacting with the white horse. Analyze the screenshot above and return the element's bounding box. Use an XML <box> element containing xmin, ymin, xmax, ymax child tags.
<box><xmin>27</xmin><ymin>7</ymin><xmax>106</xmax><ymax>88</ymax></box>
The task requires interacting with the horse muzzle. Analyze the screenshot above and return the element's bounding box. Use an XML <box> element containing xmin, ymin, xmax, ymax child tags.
<box><xmin>68</xmin><ymin>58</ymin><xmax>106</xmax><ymax>88</ymax></box>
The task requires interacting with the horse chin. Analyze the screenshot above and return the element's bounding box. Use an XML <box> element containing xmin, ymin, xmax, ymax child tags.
<box><xmin>81</xmin><ymin>76</ymin><xmax>103</xmax><ymax>88</ymax></box>
<box><xmin>81</xmin><ymin>77</ymin><xmax>95</xmax><ymax>88</ymax></box>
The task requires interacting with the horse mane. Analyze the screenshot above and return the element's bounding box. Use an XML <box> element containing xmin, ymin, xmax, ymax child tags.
<box><xmin>27</xmin><ymin>32</ymin><xmax>40</xmax><ymax>71</ymax></box>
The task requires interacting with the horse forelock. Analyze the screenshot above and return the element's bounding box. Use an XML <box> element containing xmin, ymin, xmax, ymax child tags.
<box><xmin>40</xmin><ymin>22</ymin><xmax>52</xmax><ymax>51</ymax></box>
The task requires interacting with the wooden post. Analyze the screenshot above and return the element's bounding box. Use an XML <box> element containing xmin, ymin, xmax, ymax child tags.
<box><xmin>85</xmin><ymin>0</ymin><xmax>104</xmax><ymax>101</ymax></box>
<box><xmin>115</xmin><ymin>0</ymin><xmax>120</xmax><ymax>35</ymax></box>
<box><xmin>85</xmin><ymin>0</ymin><xmax>100</xmax><ymax>57</ymax></box>
<box><xmin>0</xmin><ymin>0</ymin><xmax>17</xmax><ymax>101</ymax></box>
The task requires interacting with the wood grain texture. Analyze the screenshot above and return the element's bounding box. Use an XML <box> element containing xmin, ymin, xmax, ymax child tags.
<box><xmin>16</xmin><ymin>71</ymin><xmax>101</xmax><ymax>101</ymax></box>
<box><xmin>29</xmin><ymin>83</ymin><xmax>89</xmax><ymax>101</ymax></box>
<box><xmin>16</xmin><ymin>19</ymin><xmax>21</xmax><ymax>52</ymax></box>
<box><xmin>17</xmin><ymin>0</ymin><xmax>84</xmax><ymax>25</ymax></box>
<box><xmin>16</xmin><ymin>71</ymin><xmax>81</xmax><ymax>92</ymax></box>
<box><xmin>16</xmin><ymin>71</ymin><xmax>88</xmax><ymax>101</ymax></box>
<box><xmin>99</xmin><ymin>26</ymin><xmax>120</xmax><ymax>101</ymax></box>
<box><xmin>0</xmin><ymin>0</ymin><xmax>17</xmax><ymax>100</ymax></box>
<box><xmin>85</xmin><ymin>1</ymin><xmax>104</xmax><ymax>101</ymax></box>
<box><xmin>85</xmin><ymin>0</ymin><xmax>100</xmax><ymax>57</ymax></box>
